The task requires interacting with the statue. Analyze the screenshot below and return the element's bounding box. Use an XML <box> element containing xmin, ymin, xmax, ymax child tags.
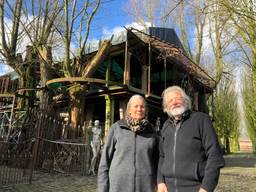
<box><xmin>155</xmin><ymin>117</ymin><xmax>161</xmax><ymax>133</ymax></box>
<box><xmin>88</xmin><ymin>120</ymin><xmax>102</xmax><ymax>175</ymax></box>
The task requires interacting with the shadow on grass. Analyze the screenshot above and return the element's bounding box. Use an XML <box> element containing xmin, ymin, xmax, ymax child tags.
<box><xmin>224</xmin><ymin>153</ymin><xmax>256</xmax><ymax>168</ymax></box>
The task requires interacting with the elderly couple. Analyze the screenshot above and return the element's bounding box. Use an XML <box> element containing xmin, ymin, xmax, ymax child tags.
<box><xmin>97</xmin><ymin>86</ymin><xmax>225</xmax><ymax>192</ymax></box>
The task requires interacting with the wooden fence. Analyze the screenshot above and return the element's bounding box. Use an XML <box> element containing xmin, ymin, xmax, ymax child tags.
<box><xmin>0</xmin><ymin>109</ymin><xmax>94</xmax><ymax>185</ymax></box>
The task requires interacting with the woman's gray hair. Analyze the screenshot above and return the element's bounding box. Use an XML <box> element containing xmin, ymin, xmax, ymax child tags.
<box><xmin>126</xmin><ymin>94</ymin><xmax>147</xmax><ymax>116</ymax></box>
<box><xmin>162</xmin><ymin>86</ymin><xmax>192</xmax><ymax>113</ymax></box>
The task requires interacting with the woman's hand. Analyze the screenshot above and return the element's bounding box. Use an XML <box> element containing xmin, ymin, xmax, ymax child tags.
<box><xmin>157</xmin><ymin>183</ymin><xmax>168</xmax><ymax>192</ymax></box>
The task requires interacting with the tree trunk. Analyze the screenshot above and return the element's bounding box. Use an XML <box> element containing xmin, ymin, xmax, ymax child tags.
<box><xmin>69</xmin><ymin>84</ymin><xmax>87</xmax><ymax>139</ymax></box>
<box><xmin>68</xmin><ymin>38</ymin><xmax>112</xmax><ymax>139</ymax></box>
<box><xmin>104</xmin><ymin>95</ymin><xmax>111</xmax><ymax>137</ymax></box>
<box><xmin>38</xmin><ymin>46</ymin><xmax>53</xmax><ymax>111</ymax></box>
<box><xmin>225</xmin><ymin>136</ymin><xmax>230</xmax><ymax>154</ymax></box>
<box><xmin>82</xmin><ymin>38</ymin><xmax>112</xmax><ymax>77</ymax></box>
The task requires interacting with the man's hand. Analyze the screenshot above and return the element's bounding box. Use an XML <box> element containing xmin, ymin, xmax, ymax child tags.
<box><xmin>157</xmin><ymin>183</ymin><xmax>168</xmax><ymax>192</ymax></box>
<box><xmin>198</xmin><ymin>187</ymin><xmax>207</xmax><ymax>192</ymax></box>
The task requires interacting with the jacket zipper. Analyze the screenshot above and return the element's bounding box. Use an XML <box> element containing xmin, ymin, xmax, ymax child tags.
<box><xmin>173</xmin><ymin>122</ymin><xmax>181</xmax><ymax>192</ymax></box>
<box><xmin>134</xmin><ymin>133</ymin><xmax>137</xmax><ymax>192</ymax></box>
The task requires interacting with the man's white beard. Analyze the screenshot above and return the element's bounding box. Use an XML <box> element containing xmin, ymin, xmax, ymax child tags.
<box><xmin>167</xmin><ymin>106</ymin><xmax>186</xmax><ymax>118</ymax></box>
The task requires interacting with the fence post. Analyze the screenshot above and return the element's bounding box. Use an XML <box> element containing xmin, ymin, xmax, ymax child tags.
<box><xmin>28</xmin><ymin>113</ymin><xmax>43</xmax><ymax>183</ymax></box>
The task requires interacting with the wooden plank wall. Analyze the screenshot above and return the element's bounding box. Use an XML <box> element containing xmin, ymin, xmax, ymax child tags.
<box><xmin>0</xmin><ymin>76</ymin><xmax>18</xmax><ymax>94</ymax></box>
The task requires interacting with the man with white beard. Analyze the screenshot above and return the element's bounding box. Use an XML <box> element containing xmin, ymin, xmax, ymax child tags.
<box><xmin>157</xmin><ymin>86</ymin><xmax>225</xmax><ymax>192</ymax></box>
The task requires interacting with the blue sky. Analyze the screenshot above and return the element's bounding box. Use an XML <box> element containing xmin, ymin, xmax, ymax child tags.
<box><xmin>89</xmin><ymin>0</ymin><xmax>132</xmax><ymax>40</ymax></box>
<box><xmin>0</xmin><ymin>0</ymin><xmax>131</xmax><ymax>75</ymax></box>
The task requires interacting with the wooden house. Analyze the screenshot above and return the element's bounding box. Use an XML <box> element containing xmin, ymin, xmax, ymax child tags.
<box><xmin>59</xmin><ymin>27</ymin><xmax>216</xmax><ymax>130</ymax></box>
<box><xmin>0</xmin><ymin>27</ymin><xmax>216</xmax><ymax>137</ymax></box>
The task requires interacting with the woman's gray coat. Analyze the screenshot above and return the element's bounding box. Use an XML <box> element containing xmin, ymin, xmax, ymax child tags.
<box><xmin>97</xmin><ymin>119</ymin><xmax>159</xmax><ymax>192</ymax></box>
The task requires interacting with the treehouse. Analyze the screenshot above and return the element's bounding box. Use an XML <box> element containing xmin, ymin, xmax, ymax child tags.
<box><xmin>0</xmin><ymin>27</ymin><xmax>216</xmax><ymax>139</ymax></box>
<box><xmin>0</xmin><ymin>27</ymin><xmax>216</xmax><ymax>175</ymax></box>
<box><xmin>47</xmin><ymin>27</ymin><xmax>215</xmax><ymax>135</ymax></box>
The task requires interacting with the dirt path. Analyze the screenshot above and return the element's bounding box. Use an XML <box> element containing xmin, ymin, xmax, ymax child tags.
<box><xmin>0</xmin><ymin>154</ymin><xmax>255</xmax><ymax>192</ymax></box>
<box><xmin>216</xmin><ymin>154</ymin><xmax>256</xmax><ymax>192</ymax></box>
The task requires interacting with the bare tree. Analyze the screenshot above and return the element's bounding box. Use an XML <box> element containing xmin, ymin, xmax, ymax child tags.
<box><xmin>242</xmin><ymin>68</ymin><xmax>256</xmax><ymax>152</ymax></box>
<box><xmin>124</xmin><ymin>0</ymin><xmax>159</xmax><ymax>27</ymax></box>
<box><xmin>23</xmin><ymin>0</ymin><xmax>63</xmax><ymax>110</ymax></box>
<box><xmin>191</xmin><ymin>0</ymin><xmax>207</xmax><ymax>64</ymax></box>
<box><xmin>0</xmin><ymin>0</ymin><xmax>109</xmax><ymax>138</ymax></box>
<box><xmin>222</xmin><ymin>0</ymin><xmax>256</xmax><ymax>73</ymax></box>
<box><xmin>223</xmin><ymin>0</ymin><xmax>256</xmax><ymax>151</ymax></box>
<box><xmin>125</xmin><ymin>0</ymin><xmax>209</xmax><ymax>62</ymax></box>
<box><xmin>0</xmin><ymin>0</ymin><xmax>63</xmax><ymax>106</ymax></box>
<box><xmin>213</xmin><ymin>74</ymin><xmax>239</xmax><ymax>153</ymax></box>
<box><xmin>206</xmin><ymin>0</ymin><xmax>238</xmax><ymax>82</ymax></box>
<box><xmin>0</xmin><ymin>0</ymin><xmax>23</xmax><ymax>71</ymax></box>
<box><xmin>60</xmin><ymin>0</ymin><xmax>114</xmax><ymax>138</ymax></box>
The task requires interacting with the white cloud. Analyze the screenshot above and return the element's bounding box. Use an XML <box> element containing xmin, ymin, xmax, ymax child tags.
<box><xmin>0</xmin><ymin>14</ymin><xmax>68</xmax><ymax>64</ymax></box>
<box><xmin>102</xmin><ymin>22</ymin><xmax>152</xmax><ymax>38</ymax></box>
<box><xmin>0</xmin><ymin>64</ymin><xmax>13</xmax><ymax>76</ymax></box>
<box><xmin>85</xmin><ymin>22</ymin><xmax>153</xmax><ymax>53</ymax></box>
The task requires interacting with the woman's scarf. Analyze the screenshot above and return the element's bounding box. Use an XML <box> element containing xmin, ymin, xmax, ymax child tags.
<box><xmin>125</xmin><ymin>115</ymin><xmax>149</xmax><ymax>133</ymax></box>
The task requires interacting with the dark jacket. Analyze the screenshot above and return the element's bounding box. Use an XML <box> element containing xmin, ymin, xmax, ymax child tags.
<box><xmin>157</xmin><ymin>110</ymin><xmax>225</xmax><ymax>192</ymax></box>
<box><xmin>97</xmin><ymin>119</ymin><xmax>159</xmax><ymax>192</ymax></box>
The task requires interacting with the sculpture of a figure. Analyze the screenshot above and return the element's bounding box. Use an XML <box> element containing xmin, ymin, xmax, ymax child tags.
<box><xmin>155</xmin><ymin>117</ymin><xmax>161</xmax><ymax>133</ymax></box>
<box><xmin>88</xmin><ymin>120</ymin><xmax>102</xmax><ymax>175</ymax></box>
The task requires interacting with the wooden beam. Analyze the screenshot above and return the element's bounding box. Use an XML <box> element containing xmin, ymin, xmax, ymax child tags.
<box><xmin>124</xmin><ymin>39</ymin><xmax>130</xmax><ymax>85</ymax></box>
<box><xmin>141</xmin><ymin>64</ymin><xmax>147</xmax><ymax>93</ymax></box>
<box><xmin>0</xmin><ymin>93</ymin><xmax>15</xmax><ymax>97</ymax></box>
<box><xmin>148</xmin><ymin>42</ymin><xmax>152</xmax><ymax>96</ymax></box>
<box><xmin>46</xmin><ymin>77</ymin><xmax>123</xmax><ymax>87</ymax></box>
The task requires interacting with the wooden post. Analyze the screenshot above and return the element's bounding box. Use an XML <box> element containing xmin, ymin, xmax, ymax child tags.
<box><xmin>4</xmin><ymin>77</ymin><xmax>10</xmax><ymax>93</ymax></box>
<box><xmin>193</xmin><ymin>92</ymin><xmax>199</xmax><ymax>111</ymax></box>
<box><xmin>29</xmin><ymin>113</ymin><xmax>43</xmax><ymax>183</ymax></box>
<box><xmin>119</xmin><ymin>100</ymin><xmax>125</xmax><ymax>120</ymax></box>
<box><xmin>148</xmin><ymin>42</ymin><xmax>152</xmax><ymax>96</ymax></box>
<box><xmin>124</xmin><ymin>39</ymin><xmax>131</xmax><ymax>85</ymax></box>
<box><xmin>111</xmin><ymin>97</ymin><xmax>115</xmax><ymax>125</ymax></box>
<box><xmin>38</xmin><ymin>46</ymin><xmax>52</xmax><ymax>111</ymax></box>
<box><xmin>105</xmin><ymin>57</ymin><xmax>112</xmax><ymax>136</ymax></box>
<box><xmin>0</xmin><ymin>78</ymin><xmax>5</xmax><ymax>93</ymax></box>
<box><xmin>105</xmin><ymin>95</ymin><xmax>111</xmax><ymax>137</ymax></box>
<box><xmin>164</xmin><ymin>58</ymin><xmax>167</xmax><ymax>89</ymax></box>
<box><xmin>141</xmin><ymin>64</ymin><xmax>148</xmax><ymax>93</ymax></box>
<box><xmin>6</xmin><ymin>94</ymin><xmax>16</xmax><ymax>141</ymax></box>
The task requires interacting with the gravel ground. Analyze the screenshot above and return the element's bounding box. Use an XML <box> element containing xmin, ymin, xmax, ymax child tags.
<box><xmin>216</xmin><ymin>167</ymin><xmax>256</xmax><ymax>192</ymax></box>
<box><xmin>0</xmin><ymin>154</ymin><xmax>255</xmax><ymax>192</ymax></box>
<box><xmin>215</xmin><ymin>154</ymin><xmax>256</xmax><ymax>192</ymax></box>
